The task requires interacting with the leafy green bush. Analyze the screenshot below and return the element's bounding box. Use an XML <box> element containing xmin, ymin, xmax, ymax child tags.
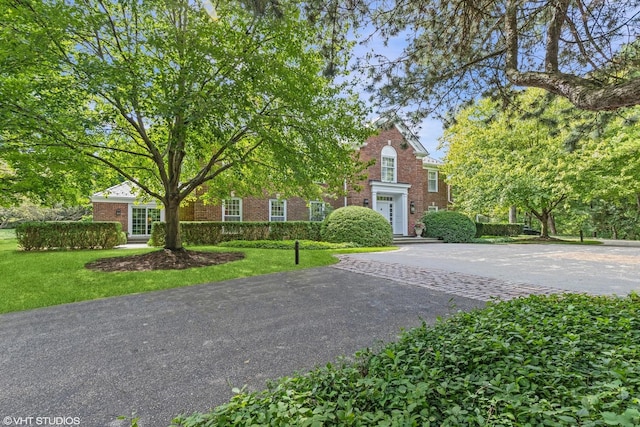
<box><xmin>15</xmin><ymin>221</ymin><xmax>125</xmax><ymax>250</ymax></box>
<box><xmin>320</xmin><ymin>206</ymin><xmax>392</xmax><ymax>247</ymax></box>
<box><xmin>172</xmin><ymin>293</ymin><xmax>640</xmax><ymax>427</ymax></box>
<box><xmin>218</xmin><ymin>240</ymin><xmax>356</xmax><ymax>250</ymax></box>
<box><xmin>422</xmin><ymin>210</ymin><xmax>476</xmax><ymax>242</ymax></box>
<box><xmin>150</xmin><ymin>221</ymin><xmax>323</xmax><ymax>247</ymax></box>
<box><xmin>475</xmin><ymin>222</ymin><xmax>524</xmax><ymax>237</ymax></box>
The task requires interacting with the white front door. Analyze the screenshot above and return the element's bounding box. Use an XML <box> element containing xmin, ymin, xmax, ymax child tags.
<box><xmin>377</xmin><ymin>201</ymin><xmax>393</xmax><ymax>228</ymax></box>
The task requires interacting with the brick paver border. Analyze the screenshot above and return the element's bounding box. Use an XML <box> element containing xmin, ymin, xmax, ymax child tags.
<box><xmin>332</xmin><ymin>255</ymin><xmax>571</xmax><ymax>302</ymax></box>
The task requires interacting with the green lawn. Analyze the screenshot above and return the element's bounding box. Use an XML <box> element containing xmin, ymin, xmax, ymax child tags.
<box><xmin>0</xmin><ymin>235</ymin><xmax>390</xmax><ymax>314</ymax></box>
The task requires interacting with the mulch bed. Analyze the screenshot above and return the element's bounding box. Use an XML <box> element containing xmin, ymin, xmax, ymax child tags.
<box><xmin>85</xmin><ymin>249</ymin><xmax>245</xmax><ymax>272</ymax></box>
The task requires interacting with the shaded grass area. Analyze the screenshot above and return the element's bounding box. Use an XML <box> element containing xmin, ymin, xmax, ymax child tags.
<box><xmin>172</xmin><ymin>293</ymin><xmax>640</xmax><ymax>427</ymax></box>
<box><xmin>1</xmin><ymin>237</ymin><xmax>389</xmax><ymax>314</ymax></box>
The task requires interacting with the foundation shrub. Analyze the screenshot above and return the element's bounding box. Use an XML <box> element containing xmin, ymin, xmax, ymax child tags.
<box><xmin>149</xmin><ymin>221</ymin><xmax>323</xmax><ymax>247</ymax></box>
<box><xmin>15</xmin><ymin>221</ymin><xmax>126</xmax><ymax>250</ymax></box>
<box><xmin>475</xmin><ymin>222</ymin><xmax>524</xmax><ymax>237</ymax></box>
<box><xmin>422</xmin><ymin>210</ymin><xmax>476</xmax><ymax>242</ymax></box>
<box><xmin>320</xmin><ymin>206</ymin><xmax>392</xmax><ymax>247</ymax></box>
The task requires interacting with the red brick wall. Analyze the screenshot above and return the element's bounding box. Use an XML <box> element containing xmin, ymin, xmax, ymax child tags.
<box><xmin>92</xmin><ymin>202</ymin><xmax>128</xmax><ymax>233</ymax></box>
<box><xmin>423</xmin><ymin>170</ymin><xmax>450</xmax><ymax>212</ymax></box>
<box><xmin>96</xmin><ymin>122</ymin><xmax>451</xmax><ymax>230</ymax></box>
<box><xmin>347</xmin><ymin>126</ymin><xmax>427</xmax><ymax>219</ymax></box>
<box><xmin>193</xmin><ymin>200</ymin><xmax>222</xmax><ymax>221</ymax></box>
<box><xmin>187</xmin><ymin>195</ymin><xmax>332</xmax><ymax>221</ymax></box>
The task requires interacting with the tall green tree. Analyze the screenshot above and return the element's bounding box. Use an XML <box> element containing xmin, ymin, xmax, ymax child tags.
<box><xmin>358</xmin><ymin>0</ymin><xmax>640</xmax><ymax>116</ymax></box>
<box><xmin>0</xmin><ymin>0</ymin><xmax>370</xmax><ymax>250</ymax></box>
<box><xmin>441</xmin><ymin>89</ymin><xmax>579</xmax><ymax>237</ymax></box>
<box><xmin>567</xmin><ymin>107</ymin><xmax>640</xmax><ymax>238</ymax></box>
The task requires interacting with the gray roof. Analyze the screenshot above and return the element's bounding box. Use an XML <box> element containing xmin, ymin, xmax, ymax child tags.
<box><xmin>92</xmin><ymin>181</ymin><xmax>137</xmax><ymax>199</ymax></box>
<box><xmin>422</xmin><ymin>155</ymin><xmax>443</xmax><ymax>166</ymax></box>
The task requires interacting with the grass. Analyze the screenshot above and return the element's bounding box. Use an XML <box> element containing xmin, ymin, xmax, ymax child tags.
<box><xmin>172</xmin><ymin>293</ymin><xmax>640</xmax><ymax>427</ymax></box>
<box><xmin>0</xmin><ymin>235</ymin><xmax>395</xmax><ymax>314</ymax></box>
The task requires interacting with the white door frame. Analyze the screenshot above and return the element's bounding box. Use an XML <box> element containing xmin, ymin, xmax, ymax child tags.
<box><xmin>370</xmin><ymin>181</ymin><xmax>411</xmax><ymax>235</ymax></box>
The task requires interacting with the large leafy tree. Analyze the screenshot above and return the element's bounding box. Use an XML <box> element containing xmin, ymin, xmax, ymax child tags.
<box><xmin>566</xmin><ymin>107</ymin><xmax>640</xmax><ymax>238</ymax></box>
<box><xmin>441</xmin><ymin>89</ymin><xmax>579</xmax><ymax>237</ymax></box>
<box><xmin>358</xmin><ymin>0</ymin><xmax>640</xmax><ymax>116</ymax></box>
<box><xmin>0</xmin><ymin>0</ymin><xmax>370</xmax><ymax>250</ymax></box>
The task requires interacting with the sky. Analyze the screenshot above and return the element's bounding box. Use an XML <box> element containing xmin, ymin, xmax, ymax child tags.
<box><xmin>350</xmin><ymin>27</ymin><xmax>447</xmax><ymax>160</ymax></box>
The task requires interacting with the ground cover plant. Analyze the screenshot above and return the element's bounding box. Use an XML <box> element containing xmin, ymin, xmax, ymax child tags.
<box><xmin>172</xmin><ymin>293</ymin><xmax>640</xmax><ymax>427</ymax></box>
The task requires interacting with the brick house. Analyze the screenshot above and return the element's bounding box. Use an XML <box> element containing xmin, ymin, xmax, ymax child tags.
<box><xmin>91</xmin><ymin>116</ymin><xmax>450</xmax><ymax>239</ymax></box>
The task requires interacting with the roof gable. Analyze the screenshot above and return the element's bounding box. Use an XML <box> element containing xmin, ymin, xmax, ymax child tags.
<box><xmin>370</xmin><ymin>115</ymin><xmax>429</xmax><ymax>156</ymax></box>
<box><xmin>92</xmin><ymin>181</ymin><xmax>137</xmax><ymax>200</ymax></box>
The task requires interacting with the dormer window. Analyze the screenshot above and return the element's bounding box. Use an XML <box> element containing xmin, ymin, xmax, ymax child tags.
<box><xmin>381</xmin><ymin>145</ymin><xmax>397</xmax><ymax>183</ymax></box>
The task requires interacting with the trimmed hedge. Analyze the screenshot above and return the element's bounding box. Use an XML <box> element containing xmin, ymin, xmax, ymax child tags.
<box><xmin>422</xmin><ymin>210</ymin><xmax>476</xmax><ymax>243</ymax></box>
<box><xmin>15</xmin><ymin>221</ymin><xmax>126</xmax><ymax>250</ymax></box>
<box><xmin>320</xmin><ymin>206</ymin><xmax>393</xmax><ymax>247</ymax></box>
<box><xmin>475</xmin><ymin>222</ymin><xmax>524</xmax><ymax>238</ymax></box>
<box><xmin>218</xmin><ymin>240</ymin><xmax>356</xmax><ymax>250</ymax></box>
<box><xmin>149</xmin><ymin>221</ymin><xmax>323</xmax><ymax>247</ymax></box>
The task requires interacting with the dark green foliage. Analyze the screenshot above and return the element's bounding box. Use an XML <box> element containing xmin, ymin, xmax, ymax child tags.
<box><xmin>149</xmin><ymin>222</ymin><xmax>323</xmax><ymax>247</ymax></box>
<box><xmin>172</xmin><ymin>293</ymin><xmax>640</xmax><ymax>427</ymax></box>
<box><xmin>15</xmin><ymin>221</ymin><xmax>126</xmax><ymax>250</ymax></box>
<box><xmin>422</xmin><ymin>210</ymin><xmax>476</xmax><ymax>243</ymax></box>
<box><xmin>475</xmin><ymin>223</ymin><xmax>524</xmax><ymax>238</ymax></box>
<box><xmin>320</xmin><ymin>206</ymin><xmax>393</xmax><ymax>247</ymax></box>
<box><xmin>587</xmin><ymin>199</ymin><xmax>640</xmax><ymax>240</ymax></box>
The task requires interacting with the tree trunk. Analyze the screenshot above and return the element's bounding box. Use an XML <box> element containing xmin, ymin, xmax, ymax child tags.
<box><xmin>509</xmin><ymin>206</ymin><xmax>517</xmax><ymax>224</ymax></box>
<box><xmin>164</xmin><ymin>194</ymin><xmax>183</xmax><ymax>251</ymax></box>
<box><xmin>533</xmin><ymin>210</ymin><xmax>550</xmax><ymax>238</ymax></box>
<box><xmin>548</xmin><ymin>214</ymin><xmax>557</xmax><ymax>235</ymax></box>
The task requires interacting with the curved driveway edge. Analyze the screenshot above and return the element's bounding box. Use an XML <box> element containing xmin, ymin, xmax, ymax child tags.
<box><xmin>0</xmin><ymin>267</ymin><xmax>483</xmax><ymax>427</ymax></box>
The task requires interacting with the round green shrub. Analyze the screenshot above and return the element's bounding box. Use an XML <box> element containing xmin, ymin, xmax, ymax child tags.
<box><xmin>321</xmin><ymin>206</ymin><xmax>393</xmax><ymax>247</ymax></box>
<box><xmin>421</xmin><ymin>210</ymin><xmax>476</xmax><ymax>243</ymax></box>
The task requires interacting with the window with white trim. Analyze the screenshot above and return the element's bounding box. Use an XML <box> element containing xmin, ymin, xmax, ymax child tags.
<box><xmin>131</xmin><ymin>207</ymin><xmax>161</xmax><ymax>235</ymax></box>
<box><xmin>269</xmin><ymin>199</ymin><xmax>286</xmax><ymax>222</ymax></box>
<box><xmin>428</xmin><ymin>170</ymin><xmax>438</xmax><ymax>192</ymax></box>
<box><xmin>223</xmin><ymin>198</ymin><xmax>242</xmax><ymax>221</ymax></box>
<box><xmin>381</xmin><ymin>146</ymin><xmax>397</xmax><ymax>183</ymax></box>
<box><xmin>309</xmin><ymin>201</ymin><xmax>326</xmax><ymax>221</ymax></box>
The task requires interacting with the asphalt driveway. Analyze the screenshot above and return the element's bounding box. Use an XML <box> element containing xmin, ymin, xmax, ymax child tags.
<box><xmin>0</xmin><ymin>266</ymin><xmax>481</xmax><ymax>427</ymax></box>
<box><xmin>3</xmin><ymin>241</ymin><xmax>638</xmax><ymax>427</ymax></box>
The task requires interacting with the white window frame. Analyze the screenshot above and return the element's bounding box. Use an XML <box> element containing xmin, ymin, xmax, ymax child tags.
<box><xmin>427</xmin><ymin>169</ymin><xmax>438</xmax><ymax>193</ymax></box>
<box><xmin>381</xmin><ymin>146</ymin><xmax>397</xmax><ymax>183</ymax></box>
<box><xmin>269</xmin><ymin>199</ymin><xmax>287</xmax><ymax>222</ymax></box>
<box><xmin>309</xmin><ymin>201</ymin><xmax>326</xmax><ymax>221</ymax></box>
<box><xmin>130</xmin><ymin>206</ymin><xmax>162</xmax><ymax>236</ymax></box>
<box><xmin>222</xmin><ymin>198</ymin><xmax>242</xmax><ymax>221</ymax></box>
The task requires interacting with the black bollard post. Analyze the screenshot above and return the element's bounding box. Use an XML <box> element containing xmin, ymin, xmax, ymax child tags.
<box><xmin>294</xmin><ymin>240</ymin><xmax>299</xmax><ymax>265</ymax></box>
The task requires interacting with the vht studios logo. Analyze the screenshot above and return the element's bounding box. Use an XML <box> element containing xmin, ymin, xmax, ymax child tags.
<box><xmin>2</xmin><ymin>416</ymin><xmax>81</xmax><ymax>426</ymax></box>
